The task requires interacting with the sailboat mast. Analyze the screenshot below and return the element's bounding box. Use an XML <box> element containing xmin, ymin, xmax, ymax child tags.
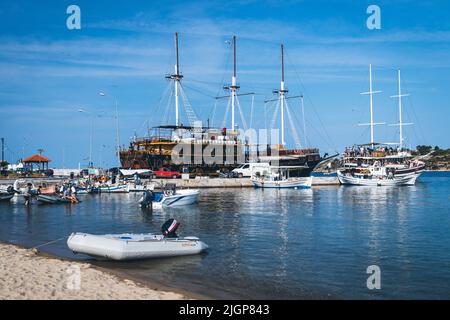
<box><xmin>176</xmin><ymin>32</ymin><xmax>180</xmax><ymax>78</ymax></box>
<box><xmin>231</xmin><ymin>35</ymin><xmax>238</xmax><ymax>131</ymax></box>
<box><xmin>360</xmin><ymin>64</ymin><xmax>383</xmax><ymax>146</ymax></box>
<box><xmin>397</xmin><ymin>69</ymin><xmax>403</xmax><ymax>148</ymax></box>
<box><xmin>233</xmin><ymin>35</ymin><xmax>236</xmax><ymax>79</ymax></box>
<box><xmin>390</xmin><ymin>69</ymin><xmax>411</xmax><ymax>149</ymax></box>
<box><xmin>280</xmin><ymin>44</ymin><xmax>287</xmax><ymax>146</ymax></box>
<box><xmin>369</xmin><ymin>64</ymin><xmax>374</xmax><ymax>146</ymax></box>
<box><xmin>301</xmin><ymin>95</ymin><xmax>307</xmax><ymax>147</ymax></box>
<box><xmin>170</xmin><ymin>32</ymin><xmax>183</xmax><ymax>127</ymax></box>
<box><xmin>175</xmin><ymin>33</ymin><xmax>180</xmax><ymax>126</ymax></box>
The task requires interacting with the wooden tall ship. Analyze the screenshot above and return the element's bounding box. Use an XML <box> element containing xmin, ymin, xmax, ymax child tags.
<box><xmin>120</xmin><ymin>33</ymin><xmax>322</xmax><ymax>176</ymax></box>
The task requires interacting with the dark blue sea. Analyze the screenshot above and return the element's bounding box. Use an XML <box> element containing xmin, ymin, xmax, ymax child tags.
<box><xmin>0</xmin><ymin>172</ymin><xmax>449</xmax><ymax>299</ymax></box>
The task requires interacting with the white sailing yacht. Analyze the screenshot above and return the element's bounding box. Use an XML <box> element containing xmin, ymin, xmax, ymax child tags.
<box><xmin>337</xmin><ymin>65</ymin><xmax>425</xmax><ymax>186</ymax></box>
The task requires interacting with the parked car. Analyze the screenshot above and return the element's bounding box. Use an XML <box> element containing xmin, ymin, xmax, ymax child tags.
<box><xmin>153</xmin><ymin>168</ymin><xmax>181</xmax><ymax>179</ymax></box>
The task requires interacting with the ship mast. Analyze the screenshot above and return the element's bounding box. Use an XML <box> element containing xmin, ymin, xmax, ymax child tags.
<box><xmin>230</xmin><ymin>35</ymin><xmax>240</xmax><ymax>130</ymax></box>
<box><xmin>166</xmin><ymin>32</ymin><xmax>183</xmax><ymax>127</ymax></box>
<box><xmin>390</xmin><ymin>69</ymin><xmax>412</xmax><ymax>149</ymax></box>
<box><xmin>360</xmin><ymin>64</ymin><xmax>383</xmax><ymax>147</ymax></box>
<box><xmin>279</xmin><ymin>44</ymin><xmax>288</xmax><ymax>146</ymax></box>
<box><xmin>264</xmin><ymin>44</ymin><xmax>303</xmax><ymax>148</ymax></box>
<box><xmin>216</xmin><ymin>35</ymin><xmax>253</xmax><ymax>130</ymax></box>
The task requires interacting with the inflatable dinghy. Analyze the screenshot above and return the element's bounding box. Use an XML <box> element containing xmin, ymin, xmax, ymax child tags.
<box><xmin>67</xmin><ymin>219</ymin><xmax>208</xmax><ymax>260</ymax></box>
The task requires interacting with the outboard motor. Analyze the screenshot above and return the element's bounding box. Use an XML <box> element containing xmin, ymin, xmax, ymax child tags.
<box><xmin>140</xmin><ymin>189</ymin><xmax>154</xmax><ymax>208</ymax></box>
<box><xmin>161</xmin><ymin>218</ymin><xmax>180</xmax><ymax>238</ymax></box>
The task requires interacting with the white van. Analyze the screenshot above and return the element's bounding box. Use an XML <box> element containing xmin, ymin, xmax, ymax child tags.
<box><xmin>232</xmin><ymin>163</ymin><xmax>271</xmax><ymax>178</ymax></box>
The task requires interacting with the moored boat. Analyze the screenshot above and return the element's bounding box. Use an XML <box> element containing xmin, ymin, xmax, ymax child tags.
<box><xmin>144</xmin><ymin>184</ymin><xmax>199</xmax><ymax>209</ymax></box>
<box><xmin>67</xmin><ymin>219</ymin><xmax>208</xmax><ymax>260</ymax></box>
<box><xmin>37</xmin><ymin>194</ymin><xmax>78</xmax><ymax>204</ymax></box>
<box><xmin>336</xmin><ymin>66</ymin><xmax>425</xmax><ymax>186</ymax></box>
<box><xmin>252</xmin><ymin>176</ymin><xmax>312</xmax><ymax>189</ymax></box>
<box><xmin>97</xmin><ymin>184</ymin><xmax>129</xmax><ymax>193</ymax></box>
<box><xmin>0</xmin><ymin>192</ymin><xmax>14</xmax><ymax>202</ymax></box>
<box><xmin>251</xmin><ymin>166</ymin><xmax>312</xmax><ymax>189</ymax></box>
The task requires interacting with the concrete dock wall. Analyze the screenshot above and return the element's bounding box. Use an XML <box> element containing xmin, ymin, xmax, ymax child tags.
<box><xmin>158</xmin><ymin>176</ymin><xmax>340</xmax><ymax>188</ymax></box>
<box><xmin>0</xmin><ymin>176</ymin><xmax>340</xmax><ymax>188</ymax></box>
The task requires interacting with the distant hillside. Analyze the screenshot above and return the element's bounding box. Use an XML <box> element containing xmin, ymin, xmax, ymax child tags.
<box><xmin>413</xmin><ymin>146</ymin><xmax>450</xmax><ymax>171</ymax></box>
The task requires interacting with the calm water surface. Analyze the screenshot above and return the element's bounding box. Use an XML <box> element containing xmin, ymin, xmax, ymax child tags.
<box><xmin>0</xmin><ymin>172</ymin><xmax>449</xmax><ymax>299</ymax></box>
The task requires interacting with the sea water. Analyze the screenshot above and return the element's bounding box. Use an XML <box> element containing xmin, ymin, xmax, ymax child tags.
<box><xmin>0</xmin><ymin>172</ymin><xmax>449</xmax><ymax>299</ymax></box>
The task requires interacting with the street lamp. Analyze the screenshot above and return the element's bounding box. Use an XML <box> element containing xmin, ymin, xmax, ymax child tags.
<box><xmin>98</xmin><ymin>91</ymin><xmax>121</xmax><ymax>168</ymax></box>
<box><xmin>78</xmin><ymin>108</ymin><xmax>94</xmax><ymax>168</ymax></box>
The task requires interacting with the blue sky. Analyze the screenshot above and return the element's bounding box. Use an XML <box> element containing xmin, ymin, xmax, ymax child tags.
<box><xmin>1</xmin><ymin>0</ymin><xmax>449</xmax><ymax>168</ymax></box>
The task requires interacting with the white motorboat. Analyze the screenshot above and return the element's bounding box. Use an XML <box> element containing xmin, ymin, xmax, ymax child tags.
<box><xmin>139</xmin><ymin>184</ymin><xmax>199</xmax><ymax>209</ymax></box>
<box><xmin>252</xmin><ymin>176</ymin><xmax>312</xmax><ymax>189</ymax></box>
<box><xmin>97</xmin><ymin>184</ymin><xmax>130</xmax><ymax>193</ymax></box>
<box><xmin>0</xmin><ymin>192</ymin><xmax>14</xmax><ymax>202</ymax></box>
<box><xmin>251</xmin><ymin>166</ymin><xmax>312</xmax><ymax>189</ymax></box>
<box><xmin>148</xmin><ymin>188</ymin><xmax>199</xmax><ymax>209</ymax></box>
<box><xmin>67</xmin><ymin>219</ymin><xmax>208</xmax><ymax>260</ymax></box>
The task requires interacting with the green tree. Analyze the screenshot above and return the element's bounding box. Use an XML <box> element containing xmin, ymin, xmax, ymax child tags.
<box><xmin>416</xmin><ymin>145</ymin><xmax>432</xmax><ymax>155</ymax></box>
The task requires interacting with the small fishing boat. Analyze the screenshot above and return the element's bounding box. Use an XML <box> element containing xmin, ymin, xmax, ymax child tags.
<box><xmin>252</xmin><ymin>177</ymin><xmax>312</xmax><ymax>189</ymax></box>
<box><xmin>97</xmin><ymin>184</ymin><xmax>129</xmax><ymax>193</ymax></box>
<box><xmin>251</xmin><ymin>166</ymin><xmax>312</xmax><ymax>189</ymax></box>
<box><xmin>37</xmin><ymin>194</ymin><xmax>78</xmax><ymax>204</ymax></box>
<box><xmin>141</xmin><ymin>184</ymin><xmax>199</xmax><ymax>209</ymax></box>
<box><xmin>67</xmin><ymin>219</ymin><xmax>208</xmax><ymax>260</ymax></box>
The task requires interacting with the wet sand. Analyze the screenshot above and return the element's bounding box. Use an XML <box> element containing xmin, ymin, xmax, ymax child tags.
<box><xmin>0</xmin><ymin>243</ymin><xmax>186</xmax><ymax>300</ymax></box>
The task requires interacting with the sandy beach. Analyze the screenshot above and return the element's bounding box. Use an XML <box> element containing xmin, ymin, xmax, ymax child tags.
<box><xmin>0</xmin><ymin>243</ymin><xmax>185</xmax><ymax>300</ymax></box>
